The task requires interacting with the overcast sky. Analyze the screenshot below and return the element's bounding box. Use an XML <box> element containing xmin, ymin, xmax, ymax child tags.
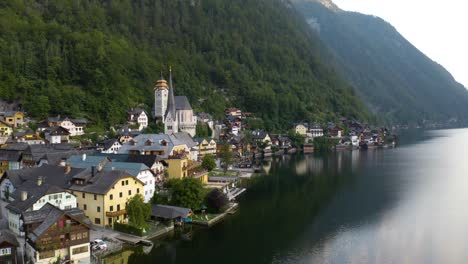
<box><xmin>333</xmin><ymin>0</ymin><xmax>468</xmax><ymax>88</ymax></box>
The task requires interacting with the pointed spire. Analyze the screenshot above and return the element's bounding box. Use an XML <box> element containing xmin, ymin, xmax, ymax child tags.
<box><xmin>165</xmin><ymin>66</ymin><xmax>176</xmax><ymax>120</ymax></box>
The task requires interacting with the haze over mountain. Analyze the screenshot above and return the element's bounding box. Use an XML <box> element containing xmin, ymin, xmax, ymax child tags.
<box><xmin>292</xmin><ymin>0</ymin><xmax>468</xmax><ymax>124</ymax></box>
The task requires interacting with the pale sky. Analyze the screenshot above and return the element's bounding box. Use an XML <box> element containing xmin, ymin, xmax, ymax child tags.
<box><xmin>333</xmin><ymin>0</ymin><xmax>468</xmax><ymax>88</ymax></box>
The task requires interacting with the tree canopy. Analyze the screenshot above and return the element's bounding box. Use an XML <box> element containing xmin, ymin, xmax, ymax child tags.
<box><xmin>126</xmin><ymin>194</ymin><xmax>151</xmax><ymax>229</ymax></box>
<box><xmin>168</xmin><ymin>178</ymin><xmax>205</xmax><ymax>211</ymax></box>
<box><xmin>0</xmin><ymin>0</ymin><xmax>370</xmax><ymax>129</ymax></box>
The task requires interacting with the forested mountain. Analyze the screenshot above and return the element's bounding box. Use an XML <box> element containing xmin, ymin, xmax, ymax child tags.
<box><xmin>292</xmin><ymin>0</ymin><xmax>468</xmax><ymax>125</ymax></box>
<box><xmin>0</xmin><ymin>0</ymin><xmax>371</xmax><ymax>130</ymax></box>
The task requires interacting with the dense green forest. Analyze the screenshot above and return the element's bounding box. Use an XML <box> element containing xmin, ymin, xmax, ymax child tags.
<box><xmin>0</xmin><ymin>0</ymin><xmax>370</xmax><ymax>130</ymax></box>
<box><xmin>293</xmin><ymin>0</ymin><xmax>468</xmax><ymax>125</ymax></box>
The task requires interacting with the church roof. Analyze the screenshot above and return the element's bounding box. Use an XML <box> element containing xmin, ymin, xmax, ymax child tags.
<box><xmin>175</xmin><ymin>96</ymin><xmax>193</xmax><ymax>111</ymax></box>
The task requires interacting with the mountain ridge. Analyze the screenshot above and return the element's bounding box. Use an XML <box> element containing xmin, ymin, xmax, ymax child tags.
<box><xmin>293</xmin><ymin>0</ymin><xmax>468</xmax><ymax>124</ymax></box>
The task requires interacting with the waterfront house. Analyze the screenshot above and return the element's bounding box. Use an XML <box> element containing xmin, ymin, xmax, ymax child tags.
<box><xmin>6</xmin><ymin>176</ymin><xmax>78</xmax><ymax>236</ymax></box>
<box><xmin>308</xmin><ymin>124</ymin><xmax>324</xmax><ymax>138</ymax></box>
<box><xmin>252</xmin><ymin>130</ymin><xmax>272</xmax><ymax>149</ymax></box>
<box><xmin>0</xmin><ymin>111</ymin><xmax>24</xmax><ymax>128</ymax></box>
<box><xmin>294</xmin><ymin>123</ymin><xmax>308</xmax><ymax>136</ymax></box>
<box><xmin>0</xmin><ymin>120</ymin><xmax>13</xmax><ymax>136</ymax></box>
<box><xmin>96</xmin><ymin>139</ymin><xmax>122</xmax><ymax>154</ymax></box>
<box><xmin>68</xmin><ymin>169</ymin><xmax>144</xmax><ymax>227</ymax></box>
<box><xmin>329</xmin><ymin>127</ymin><xmax>344</xmax><ymax>138</ymax></box>
<box><xmin>23</xmin><ymin>204</ymin><xmax>91</xmax><ymax>264</ymax></box>
<box><xmin>127</xmin><ymin>109</ymin><xmax>148</xmax><ymax>131</ymax></box>
<box><xmin>0</xmin><ymin>229</ymin><xmax>19</xmax><ymax>264</ymax></box>
<box><xmin>67</xmin><ymin>154</ymin><xmax>155</xmax><ymax>203</ymax></box>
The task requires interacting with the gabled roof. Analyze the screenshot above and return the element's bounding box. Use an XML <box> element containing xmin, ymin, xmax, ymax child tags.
<box><xmin>68</xmin><ymin>155</ymin><xmax>149</xmax><ymax>176</ymax></box>
<box><xmin>23</xmin><ymin>203</ymin><xmax>90</xmax><ymax>242</ymax></box>
<box><xmin>174</xmin><ymin>96</ymin><xmax>193</xmax><ymax>111</ymax></box>
<box><xmin>173</xmin><ymin>132</ymin><xmax>197</xmax><ymax>148</ymax></box>
<box><xmin>6</xmin><ymin>182</ymin><xmax>67</xmax><ymax>214</ymax></box>
<box><xmin>151</xmin><ymin>204</ymin><xmax>191</xmax><ymax>219</ymax></box>
<box><xmin>47</xmin><ymin>115</ymin><xmax>87</xmax><ymax>124</ymax></box>
<box><xmin>118</xmin><ymin>134</ymin><xmax>188</xmax><ymax>158</ymax></box>
<box><xmin>46</xmin><ymin>126</ymin><xmax>71</xmax><ymax>136</ymax></box>
<box><xmin>69</xmin><ymin>169</ymin><xmax>143</xmax><ymax>195</ymax></box>
<box><xmin>0</xmin><ymin>119</ymin><xmax>12</xmax><ymax>127</ymax></box>
<box><xmin>98</xmin><ymin>138</ymin><xmax>121</xmax><ymax>150</ymax></box>
<box><xmin>3</xmin><ymin>164</ymin><xmax>87</xmax><ymax>189</ymax></box>
<box><xmin>0</xmin><ymin>229</ymin><xmax>19</xmax><ymax>247</ymax></box>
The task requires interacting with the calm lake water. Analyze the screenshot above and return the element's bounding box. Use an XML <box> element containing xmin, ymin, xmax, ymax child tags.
<box><xmin>113</xmin><ymin>128</ymin><xmax>468</xmax><ymax>264</ymax></box>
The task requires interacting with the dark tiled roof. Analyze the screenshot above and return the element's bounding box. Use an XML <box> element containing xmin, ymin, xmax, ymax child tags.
<box><xmin>6</xmin><ymin>182</ymin><xmax>66</xmax><ymax>214</ymax></box>
<box><xmin>23</xmin><ymin>203</ymin><xmax>89</xmax><ymax>242</ymax></box>
<box><xmin>175</xmin><ymin>96</ymin><xmax>192</xmax><ymax>111</ymax></box>
<box><xmin>0</xmin><ymin>150</ymin><xmax>21</xmax><ymax>162</ymax></box>
<box><xmin>3</xmin><ymin>164</ymin><xmax>87</xmax><ymax>188</ymax></box>
<box><xmin>47</xmin><ymin>126</ymin><xmax>71</xmax><ymax>136</ymax></box>
<box><xmin>69</xmin><ymin>169</ymin><xmax>142</xmax><ymax>195</ymax></box>
<box><xmin>125</xmin><ymin>155</ymin><xmax>162</xmax><ymax>168</ymax></box>
<box><xmin>151</xmin><ymin>204</ymin><xmax>191</xmax><ymax>219</ymax></box>
<box><xmin>0</xmin><ymin>229</ymin><xmax>19</xmax><ymax>247</ymax></box>
<box><xmin>98</xmin><ymin>139</ymin><xmax>120</xmax><ymax>150</ymax></box>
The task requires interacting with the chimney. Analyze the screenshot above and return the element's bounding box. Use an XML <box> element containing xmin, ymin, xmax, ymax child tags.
<box><xmin>59</xmin><ymin>158</ymin><xmax>66</xmax><ymax>167</ymax></box>
<box><xmin>21</xmin><ymin>191</ymin><xmax>28</xmax><ymax>201</ymax></box>
<box><xmin>91</xmin><ymin>166</ymin><xmax>96</xmax><ymax>177</ymax></box>
<box><xmin>37</xmin><ymin>176</ymin><xmax>43</xmax><ymax>186</ymax></box>
<box><xmin>65</xmin><ymin>164</ymin><xmax>71</xmax><ymax>174</ymax></box>
<box><xmin>82</xmin><ymin>153</ymin><xmax>87</xmax><ymax>161</ymax></box>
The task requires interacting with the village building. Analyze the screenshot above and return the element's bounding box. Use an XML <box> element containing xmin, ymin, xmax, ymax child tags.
<box><xmin>6</xmin><ymin>177</ymin><xmax>78</xmax><ymax>236</ymax></box>
<box><xmin>67</xmin><ymin>155</ymin><xmax>155</xmax><ymax>203</ymax></box>
<box><xmin>44</xmin><ymin>126</ymin><xmax>70</xmax><ymax>144</ymax></box>
<box><xmin>23</xmin><ymin>204</ymin><xmax>91</xmax><ymax>264</ymax></box>
<box><xmin>153</xmin><ymin>70</ymin><xmax>197</xmax><ymax>136</ymax></box>
<box><xmin>45</xmin><ymin>116</ymin><xmax>87</xmax><ymax>136</ymax></box>
<box><xmin>308</xmin><ymin>124</ymin><xmax>324</xmax><ymax>138</ymax></box>
<box><xmin>69</xmin><ymin>169</ymin><xmax>144</xmax><ymax>227</ymax></box>
<box><xmin>0</xmin><ymin>111</ymin><xmax>24</xmax><ymax>128</ymax></box>
<box><xmin>0</xmin><ymin>229</ymin><xmax>19</xmax><ymax>264</ymax></box>
<box><xmin>127</xmin><ymin>108</ymin><xmax>148</xmax><ymax>131</ymax></box>
<box><xmin>194</xmin><ymin>137</ymin><xmax>217</xmax><ymax>157</ymax></box>
<box><xmin>294</xmin><ymin>123</ymin><xmax>309</xmax><ymax>136</ymax></box>
<box><xmin>0</xmin><ymin>120</ymin><xmax>13</xmax><ymax>136</ymax></box>
<box><xmin>96</xmin><ymin>138</ymin><xmax>122</xmax><ymax>154</ymax></box>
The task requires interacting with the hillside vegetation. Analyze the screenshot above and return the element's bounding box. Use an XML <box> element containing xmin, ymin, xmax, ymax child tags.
<box><xmin>293</xmin><ymin>0</ymin><xmax>468</xmax><ymax>125</ymax></box>
<box><xmin>0</xmin><ymin>0</ymin><xmax>370</xmax><ymax>129</ymax></box>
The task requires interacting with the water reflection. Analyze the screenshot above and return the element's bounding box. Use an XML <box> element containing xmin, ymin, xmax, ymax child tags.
<box><xmin>108</xmin><ymin>129</ymin><xmax>464</xmax><ymax>264</ymax></box>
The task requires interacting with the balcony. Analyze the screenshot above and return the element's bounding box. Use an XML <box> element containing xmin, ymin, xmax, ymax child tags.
<box><xmin>106</xmin><ymin>209</ymin><xmax>126</xmax><ymax>217</ymax></box>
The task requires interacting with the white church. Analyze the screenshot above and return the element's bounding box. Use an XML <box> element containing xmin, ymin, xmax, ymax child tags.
<box><xmin>153</xmin><ymin>70</ymin><xmax>197</xmax><ymax>136</ymax></box>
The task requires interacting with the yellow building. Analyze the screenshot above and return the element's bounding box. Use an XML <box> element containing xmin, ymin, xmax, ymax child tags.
<box><xmin>1</xmin><ymin>111</ymin><xmax>24</xmax><ymax>128</ymax></box>
<box><xmin>165</xmin><ymin>158</ymin><xmax>189</xmax><ymax>179</ymax></box>
<box><xmin>194</xmin><ymin>137</ymin><xmax>217</xmax><ymax>157</ymax></box>
<box><xmin>294</xmin><ymin>123</ymin><xmax>308</xmax><ymax>136</ymax></box>
<box><xmin>69</xmin><ymin>169</ymin><xmax>145</xmax><ymax>227</ymax></box>
<box><xmin>0</xmin><ymin>120</ymin><xmax>13</xmax><ymax>136</ymax></box>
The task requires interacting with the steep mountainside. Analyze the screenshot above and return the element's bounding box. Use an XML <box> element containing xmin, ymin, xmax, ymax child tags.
<box><xmin>0</xmin><ymin>0</ymin><xmax>370</xmax><ymax>129</ymax></box>
<box><xmin>293</xmin><ymin>0</ymin><xmax>468</xmax><ymax>124</ymax></box>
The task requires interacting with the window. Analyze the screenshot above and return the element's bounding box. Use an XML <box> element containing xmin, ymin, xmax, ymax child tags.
<box><xmin>71</xmin><ymin>233</ymin><xmax>76</xmax><ymax>240</ymax></box>
<box><xmin>82</xmin><ymin>193</ymin><xmax>85</xmax><ymax>198</ymax></box>
<box><xmin>137</xmin><ymin>188</ymin><xmax>140</xmax><ymax>194</ymax></box>
<box><xmin>128</xmin><ymin>190</ymin><xmax>132</xmax><ymax>195</ymax></box>
<box><xmin>97</xmin><ymin>206</ymin><xmax>100</xmax><ymax>212</ymax></box>
<box><xmin>119</xmin><ymin>192</ymin><xmax>122</xmax><ymax>198</ymax></box>
<box><xmin>83</xmin><ymin>204</ymin><xmax>87</xmax><ymax>210</ymax></box>
<box><xmin>66</xmin><ymin>195</ymin><xmax>71</xmax><ymax>199</ymax></box>
<box><xmin>108</xmin><ymin>218</ymin><xmax>112</xmax><ymax>225</ymax></box>
<box><xmin>117</xmin><ymin>204</ymin><xmax>120</xmax><ymax>211</ymax></box>
<box><xmin>94</xmin><ymin>218</ymin><xmax>101</xmax><ymax>225</ymax></box>
<box><xmin>110</xmin><ymin>194</ymin><xmax>113</xmax><ymax>200</ymax></box>
<box><xmin>39</xmin><ymin>250</ymin><xmax>55</xmax><ymax>259</ymax></box>
<box><xmin>121</xmin><ymin>181</ymin><xmax>124</xmax><ymax>186</ymax></box>
<box><xmin>0</xmin><ymin>248</ymin><xmax>11</xmax><ymax>256</ymax></box>
<box><xmin>110</xmin><ymin>205</ymin><xmax>113</xmax><ymax>211</ymax></box>
<box><xmin>125</xmin><ymin>180</ymin><xmax>129</xmax><ymax>185</ymax></box>
<box><xmin>72</xmin><ymin>246</ymin><xmax>88</xmax><ymax>255</ymax></box>
<box><xmin>82</xmin><ymin>232</ymin><xmax>88</xmax><ymax>239</ymax></box>
<box><xmin>94</xmin><ymin>194</ymin><xmax>97</xmax><ymax>200</ymax></box>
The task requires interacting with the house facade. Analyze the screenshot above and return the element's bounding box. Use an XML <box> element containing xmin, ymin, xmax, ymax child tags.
<box><xmin>69</xmin><ymin>170</ymin><xmax>144</xmax><ymax>227</ymax></box>
<box><xmin>294</xmin><ymin>123</ymin><xmax>308</xmax><ymax>136</ymax></box>
<box><xmin>45</xmin><ymin>127</ymin><xmax>70</xmax><ymax>144</ymax></box>
<box><xmin>0</xmin><ymin>229</ymin><xmax>19</xmax><ymax>264</ymax></box>
<box><xmin>47</xmin><ymin>116</ymin><xmax>87</xmax><ymax>136</ymax></box>
<box><xmin>127</xmin><ymin>109</ymin><xmax>148</xmax><ymax>131</ymax></box>
<box><xmin>194</xmin><ymin>137</ymin><xmax>217</xmax><ymax>157</ymax></box>
<box><xmin>0</xmin><ymin>120</ymin><xmax>13</xmax><ymax>136</ymax></box>
<box><xmin>0</xmin><ymin>111</ymin><xmax>24</xmax><ymax>128</ymax></box>
<box><xmin>23</xmin><ymin>204</ymin><xmax>90</xmax><ymax>264</ymax></box>
<box><xmin>97</xmin><ymin>139</ymin><xmax>122</xmax><ymax>154</ymax></box>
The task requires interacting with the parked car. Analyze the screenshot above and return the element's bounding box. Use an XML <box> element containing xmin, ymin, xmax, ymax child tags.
<box><xmin>91</xmin><ymin>239</ymin><xmax>108</xmax><ymax>251</ymax></box>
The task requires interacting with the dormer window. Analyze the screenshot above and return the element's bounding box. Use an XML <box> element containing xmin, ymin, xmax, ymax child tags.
<box><xmin>146</xmin><ymin>139</ymin><xmax>153</xmax><ymax>146</ymax></box>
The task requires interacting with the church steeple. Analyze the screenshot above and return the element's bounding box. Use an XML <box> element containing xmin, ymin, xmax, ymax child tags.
<box><xmin>165</xmin><ymin>67</ymin><xmax>176</xmax><ymax>119</ymax></box>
